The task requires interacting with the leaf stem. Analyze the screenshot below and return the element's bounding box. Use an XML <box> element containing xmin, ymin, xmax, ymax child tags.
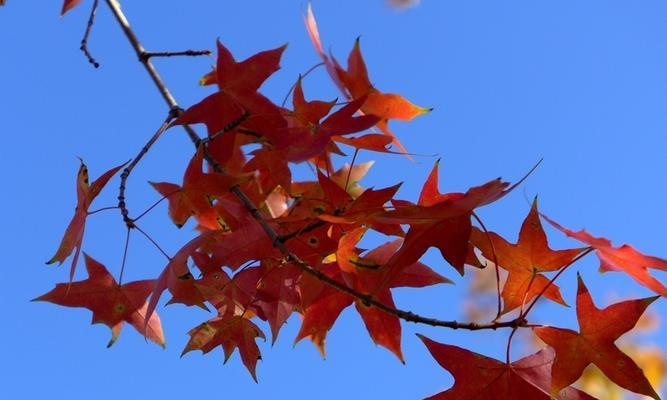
<box><xmin>472</xmin><ymin>211</ymin><xmax>503</xmax><ymax>320</ymax></box>
<box><xmin>521</xmin><ymin>247</ymin><xmax>594</xmax><ymax>318</ymax></box>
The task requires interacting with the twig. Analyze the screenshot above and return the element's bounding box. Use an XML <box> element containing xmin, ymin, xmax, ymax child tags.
<box><xmin>280</xmin><ymin>62</ymin><xmax>325</xmax><ymax>107</ymax></box>
<box><xmin>87</xmin><ymin>205</ymin><xmax>119</xmax><ymax>215</ymax></box>
<box><xmin>521</xmin><ymin>247</ymin><xmax>594</xmax><ymax>317</ymax></box>
<box><xmin>140</xmin><ymin>49</ymin><xmax>211</xmax><ymax>61</ymax></box>
<box><xmin>277</xmin><ymin>220</ymin><xmax>327</xmax><ymax>243</ymax></box>
<box><xmin>117</xmin><ymin>115</ymin><xmax>173</xmax><ymax>228</ymax></box>
<box><xmin>201</xmin><ymin>111</ymin><xmax>251</xmax><ymax>144</ymax></box>
<box><xmin>133</xmin><ymin>190</ymin><xmax>179</xmax><ymax>223</ymax></box>
<box><xmin>134</xmin><ymin>224</ymin><xmax>171</xmax><ymax>260</ymax></box>
<box><xmin>118</xmin><ymin>227</ymin><xmax>131</xmax><ymax>284</ymax></box>
<box><xmin>80</xmin><ymin>0</ymin><xmax>100</xmax><ymax>68</ymax></box>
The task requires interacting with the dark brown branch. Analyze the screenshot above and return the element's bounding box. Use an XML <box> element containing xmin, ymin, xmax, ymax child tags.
<box><xmin>140</xmin><ymin>49</ymin><xmax>212</xmax><ymax>61</ymax></box>
<box><xmin>104</xmin><ymin>0</ymin><xmax>534</xmax><ymax>332</ymax></box>
<box><xmin>201</xmin><ymin>110</ymin><xmax>251</xmax><ymax>144</ymax></box>
<box><xmin>277</xmin><ymin>219</ymin><xmax>328</xmax><ymax>243</ymax></box>
<box><xmin>80</xmin><ymin>0</ymin><xmax>100</xmax><ymax>68</ymax></box>
<box><xmin>104</xmin><ymin>0</ymin><xmax>199</xmax><ymax>145</ymax></box>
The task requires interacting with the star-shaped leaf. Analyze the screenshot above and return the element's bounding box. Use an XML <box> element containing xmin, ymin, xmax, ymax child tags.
<box><xmin>533</xmin><ymin>274</ymin><xmax>660</xmax><ymax>399</ymax></box>
<box><xmin>543</xmin><ymin>215</ymin><xmax>667</xmax><ymax>297</ymax></box>
<box><xmin>418</xmin><ymin>334</ymin><xmax>597</xmax><ymax>399</ymax></box>
<box><xmin>182</xmin><ymin>314</ymin><xmax>265</xmax><ymax>381</ymax></box>
<box><xmin>34</xmin><ymin>254</ymin><xmax>165</xmax><ymax>348</ymax></box>
<box><xmin>469</xmin><ymin>198</ymin><xmax>585</xmax><ymax>313</ymax></box>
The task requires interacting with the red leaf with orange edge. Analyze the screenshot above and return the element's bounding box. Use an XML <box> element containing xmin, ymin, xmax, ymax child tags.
<box><xmin>304</xmin><ymin>5</ymin><xmax>430</xmax><ymax>153</ymax></box>
<box><xmin>543</xmin><ymin>214</ymin><xmax>667</xmax><ymax>296</ymax></box>
<box><xmin>34</xmin><ymin>254</ymin><xmax>165</xmax><ymax>348</ymax></box>
<box><xmin>533</xmin><ymin>274</ymin><xmax>660</xmax><ymax>399</ymax></box>
<box><xmin>47</xmin><ymin>160</ymin><xmax>127</xmax><ymax>281</ymax></box>
<box><xmin>418</xmin><ymin>334</ymin><xmax>597</xmax><ymax>399</ymax></box>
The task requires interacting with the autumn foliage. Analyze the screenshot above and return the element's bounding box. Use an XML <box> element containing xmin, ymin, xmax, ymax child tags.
<box><xmin>29</xmin><ymin>1</ymin><xmax>667</xmax><ymax>398</ymax></box>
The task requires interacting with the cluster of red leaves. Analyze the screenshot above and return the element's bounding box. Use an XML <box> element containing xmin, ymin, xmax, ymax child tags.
<box><xmin>40</xmin><ymin>2</ymin><xmax>667</xmax><ymax>398</ymax></box>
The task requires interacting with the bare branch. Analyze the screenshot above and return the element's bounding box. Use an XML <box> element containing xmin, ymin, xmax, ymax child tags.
<box><xmin>80</xmin><ymin>0</ymin><xmax>100</xmax><ymax>68</ymax></box>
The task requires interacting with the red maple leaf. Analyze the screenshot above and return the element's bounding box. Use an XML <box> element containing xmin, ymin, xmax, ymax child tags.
<box><xmin>34</xmin><ymin>253</ymin><xmax>165</xmax><ymax>348</ymax></box>
<box><xmin>304</xmin><ymin>4</ymin><xmax>430</xmax><ymax>153</ymax></box>
<box><xmin>469</xmin><ymin>198</ymin><xmax>585</xmax><ymax>314</ymax></box>
<box><xmin>174</xmin><ymin>40</ymin><xmax>287</xmax><ymax>155</ymax></box>
<box><xmin>268</xmin><ymin>83</ymin><xmax>380</xmax><ymax>162</ymax></box>
<box><xmin>418</xmin><ymin>334</ymin><xmax>597</xmax><ymax>399</ymax></box>
<box><xmin>543</xmin><ymin>214</ymin><xmax>667</xmax><ymax>296</ymax></box>
<box><xmin>533</xmin><ymin>274</ymin><xmax>660</xmax><ymax>399</ymax></box>
<box><xmin>374</xmin><ymin>160</ymin><xmax>518</xmax><ymax>284</ymax></box>
<box><xmin>46</xmin><ymin>159</ymin><xmax>126</xmax><ymax>281</ymax></box>
<box><xmin>296</xmin><ymin>239</ymin><xmax>449</xmax><ymax>361</ymax></box>
<box><xmin>150</xmin><ymin>146</ymin><xmax>249</xmax><ymax>228</ymax></box>
<box><xmin>182</xmin><ymin>314</ymin><xmax>265</xmax><ymax>381</ymax></box>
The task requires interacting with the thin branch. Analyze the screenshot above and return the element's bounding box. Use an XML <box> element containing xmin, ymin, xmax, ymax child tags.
<box><xmin>521</xmin><ymin>247</ymin><xmax>594</xmax><ymax>317</ymax></box>
<box><xmin>201</xmin><ymin>111</ymin><xmax>250</xmax><ymax>144</ymax></box>
<box><xmin>80</xmin><ymin>0</ymin><xmax>100</xmax><ymax>68</ymax></box>
<box><xmin>140</xmin><ymin>49</ymin><xmax>211</xmax><ymax>61</ymax></box>
<box><xmin>117</xmin><ymin>115</ymin><xmax>173</xmax><ymax>228</ymax></box>
<box><xmin>133</xmin><ymin>190</ymin><xmax>179</xmax><ymax>223</ymax></box>
<box><xmin>280</xmin><ymin>62</ymin><xmax>325</xmax><ymax>107</ymax></box>
<box><xmin>277</xmin><ymin>219</ymin><xmax>327</xmax><ymax>243</ymax></box>
<box><xmin>87</xmin><ymin>205</ymin><xmax>119</xmax><ymax>216</ymax></box>
<box><xmin>104</xmin><ymin>0</ymin><xmax>199</xmax><ymax>145</ymax></box>
<box><xmin>134</xmin><ymin>224</ymin><xmax>171</xmax><ymax>260</ymax></box>
<box><xmin>345</xmin><ymin>148</ymin><xmax>359</xmax><ymax>192</ymax></box>
<box><xmin>505</xmin><ymin>272</ymin><xmax>537</xmax><ymax>365</ymax></box>
<box><xmin>118</xmin><ymin>227</ymin><xmax>131</xmax><ymax>284</ymax></box>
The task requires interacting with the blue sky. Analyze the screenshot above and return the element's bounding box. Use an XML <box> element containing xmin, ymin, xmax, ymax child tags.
<box><xmin>1</xmin><ymin>1</ymin><xmax>666</xmax><ymax>398</ymax></box>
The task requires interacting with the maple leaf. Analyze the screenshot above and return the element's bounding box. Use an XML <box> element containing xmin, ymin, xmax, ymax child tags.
<box><xmin>543</xmin><ymin>215</ymin><xmax>667</xmax><ymax>296</ymax></box>
<box><xmin>271</xmin><ymin>90</ymin><xmax>380</xmax><ymax>162</ymax></box>
<box><xmin>174</xmin><ymin>40</ymin><xmax>286</xmax><ymax>143</ymax></box>
<box><xmin>375</xmin><ymin>160</ymin><xmax>519</xmax><ymax>284</ymax></box>
<box><xmin>34</xmin><ymin>254</ymin><xmax>165</xmax><ymax>348</ymax></box>
<box><xmin>150</xmin><ymin>146</ymin><xmax>249</xmax><ymax>228</ymax></box>
<box><xmin>182</xmin><ymin>314</ymin><xmax>266</xmax><ymax>381</ymax></box>
<box><xmin>249</xmin><ymin>260</ymin><xmax>302</xmax><ymax>343</ymax></box>
<box><xmin>304</xmin><ymin>4</ymin><xmax>430</xmax><ymax>153</ymax></box>
<box><xmin>61</xmin><ymin>0</ymin><xmax>82</xmax><ymax>15</ymax></box>
<box><xmin>533</xmin><ymin>274</ymin><xmax>661</xmax><ymax>399</ymax></box>
<box><xmin>418</xmin><ymin>334</ymin><xmax>597</xmax><ymax>399</ymax></box>
<box><xmin>145</xmin><ymin>230</ymin><xmax>220</xmax><ymax>324</ymax></box>
<box><xmin>296</xmin><ymin>240</ymin><xmax>449</xmax><ymax>361</ymax></box>
<box><xmin>46</xmin><ymin>159</ymin><xmax>127</xmax><ymax>281</ymax></box>
<box><xmin>469</xmin><ymin>198</ymin><xmax>585</xmax><ymax>314</ymax></box>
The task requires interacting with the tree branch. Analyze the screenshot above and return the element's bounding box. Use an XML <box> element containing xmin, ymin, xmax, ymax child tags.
<box><xmin>103</xmin><ymin>0</ymin><xmax>533</xmax><ymax>332</ymax></box>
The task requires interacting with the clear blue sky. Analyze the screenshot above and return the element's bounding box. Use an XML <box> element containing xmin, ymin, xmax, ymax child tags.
<box><xmin>1</xmin><ymin>1</ymin><xmax>666</xmax><ymax>398</ymax></box>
